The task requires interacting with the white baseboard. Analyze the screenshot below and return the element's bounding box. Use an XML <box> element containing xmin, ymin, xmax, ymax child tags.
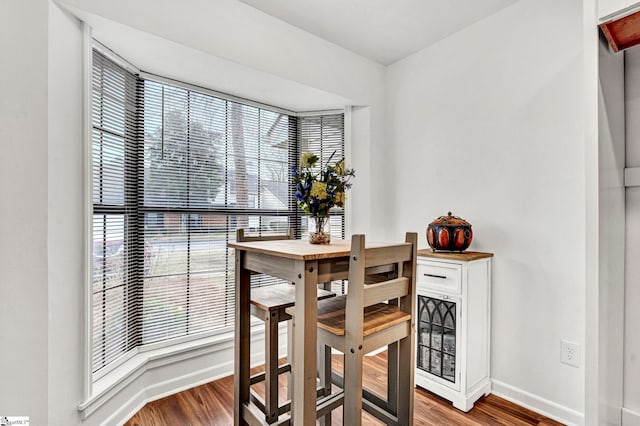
<box><xmin>491</xmin><ymin>379</ymin><xmax>584</xmax><ymax>426</ymax></box>
<box><xmin>92</xmin><ymin>328</ymin><xmax>288</xmax><ymax>426</ymax></box>
<box><xmin>623</xmin><ymin>407</ymin><xmax>640</xmax><ymax>425</ymax></box>
<box><xmin>109</xmin><ymin>359</ymin><xmax>235</xmax><ymax>426</ymax></box>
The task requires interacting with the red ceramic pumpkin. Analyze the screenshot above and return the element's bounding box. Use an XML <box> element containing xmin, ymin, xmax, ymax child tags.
<box><xmin>426</xmin><ymin>212</ymin><xmax>473</xmax><ymax>252</ymax></box>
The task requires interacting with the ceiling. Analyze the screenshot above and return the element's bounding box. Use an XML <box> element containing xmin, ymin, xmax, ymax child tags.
<box><xmin>238</xmin><ymin>0</ymin><xmax>518</xmax><ymax>65</ymax></box>
<box><xmin>61</xmin><ymin>4</ymin><xmax>353</xmax><ymax>112</ymax></box>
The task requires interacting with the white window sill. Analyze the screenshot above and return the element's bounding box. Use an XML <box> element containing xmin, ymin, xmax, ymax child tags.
<box><xmin>78</xmin><ymin>322</ymin><xmax>271</xmax><ymax>420</ymax></box>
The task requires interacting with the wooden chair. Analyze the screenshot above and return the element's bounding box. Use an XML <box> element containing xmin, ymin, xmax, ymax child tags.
<box><xmin>237</xmin><ymin>228</ymin><xmax>335</xmax><ymax>424</ymax></box>
<box><xmin>287</xmin><ymin>232</ymin><xmax>418</xmax><ymax>425</ymax></box>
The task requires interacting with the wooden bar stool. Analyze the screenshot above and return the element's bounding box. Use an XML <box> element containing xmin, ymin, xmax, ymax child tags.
<box><xmin>237</xmin><ymin>228</ymin><xmax>335</xmax><ymax>425</ymax></box>
<box><xmin>287</xmin><ymin>232</ymin><xmax>418</xmax><ymax>425</ymax></box>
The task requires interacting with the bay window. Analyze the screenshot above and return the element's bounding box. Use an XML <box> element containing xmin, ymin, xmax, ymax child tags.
<box><xmin>90</xmin><ymin>48</ymin><xmax>346</xmax><ymax>374</ymax></box>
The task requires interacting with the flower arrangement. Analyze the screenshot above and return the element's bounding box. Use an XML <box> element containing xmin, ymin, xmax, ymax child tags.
<box><xmin>292</xmin><ymin>151</ymin><xmax>355</xmax><ymax>243</ymax></box>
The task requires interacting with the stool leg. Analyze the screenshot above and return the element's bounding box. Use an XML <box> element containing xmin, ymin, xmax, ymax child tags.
<box><xmin>287</xmin><ymin>318</ymin><xmax>296</xmax><ymax>424</ymax></box>
<box><xmin>387</xmin><ymin>297</ymin><xmax>400</xmax><ymax>423</ymax></box>
<box><xmin>265</xmin><ymin>312</ymin><xmax>279</xmax><ymax>423</ymax></box>
<box><xmin>318</xmin><ymin>343</ymin><xmax>332</xmax><ymax>426</ymax></box>
<box><xmin>387</xmin><ymin>342</ymin><xmax>398</xmax><ymax>418</ymax></box>
<box><xmin>286</xmin><ymin>319</ymin><xmax>293</xmax><ymax>401</ymax></box>
<box><xmin>397</xmin><ymin>335</ymin><xmax>414</xmax><ymax>425</ymax></box>
<box><xmin>319</xmin><ymin>281</ymin><xmax>333</xmax><ymax>426</ymax></box>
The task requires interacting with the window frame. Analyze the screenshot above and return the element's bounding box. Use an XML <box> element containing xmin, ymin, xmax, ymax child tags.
<box><xmin>86</xmin><ymin>41</ymin><xmax>349</xmax><ymax>390</ymax></box>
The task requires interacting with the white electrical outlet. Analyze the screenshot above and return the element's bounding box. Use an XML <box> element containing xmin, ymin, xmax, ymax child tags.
<box><xmin>561</xmin><ymin>340</ymin><xmax>581</xmax><ymax>367</ymax></box>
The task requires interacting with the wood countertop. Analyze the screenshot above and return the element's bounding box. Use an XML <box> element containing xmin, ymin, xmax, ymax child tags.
<box><xmin>229</xmin><ymin>239</ymin><xmax>351</xmax><ymax>260</ymax></box>
<box><xmin>417</xmin><ymin>249</ymin><xmax>493</xmax><ymax>261</ymax></box>
<box><xmin>229</xmin><ymin>239</ymin><xmax>399</xmax><ymax>261</ymax></box>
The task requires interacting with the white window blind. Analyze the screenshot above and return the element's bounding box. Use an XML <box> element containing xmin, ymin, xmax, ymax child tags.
<box><xmin>297</xmin><ymin>114</ymin><xmax>347</xmax><ymax>295</ymax></box>
<box><xmin>140</xmin><ymin>80</ymin><xmax>296</xmax><ymax>345</ymax></box>
<box><xmin>91</xmin><ymin>48</ymin><xmax>345</xmax><ymax>374</ymax></box>
<box><xmin>91</xmin><ymin>51</ymin><xmax>140</xmax><ymax>372</ymax></box>
<box><xmin>297</xmin><ymin>114</ymin><xmax>346</xmax><ymax>241</ymax></box>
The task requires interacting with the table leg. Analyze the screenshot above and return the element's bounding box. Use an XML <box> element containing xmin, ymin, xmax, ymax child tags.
<box><xmin>292</xmin><ymin>260</ymin><xmax>318</xmax><ymax>425</ymax></box>
<box><xmin>234</xmin><ymin>250</ymin><xmax>250</xmax><ymax>426</ymax></box>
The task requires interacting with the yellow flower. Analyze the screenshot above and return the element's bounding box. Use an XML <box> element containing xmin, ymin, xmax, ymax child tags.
<box><xmin>310</xmin><ymin>182</ymin><xmax>328</xmax><ymax>200</ymax></box>
<box><xmin>335</xmin><ymin>191</ymin><xmax>345</xmax><ymax>206</ymax></box>
<box><xmin>300</xmin><ymin>152</ymin><xmax>317</xmax><ymax>168</ymax></box>
<box><xmin>336</xmin><ymin>160</ymin><xmax>345</xmax><ymax>176</ymax></box>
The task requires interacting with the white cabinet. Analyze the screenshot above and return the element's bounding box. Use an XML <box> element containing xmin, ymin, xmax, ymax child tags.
<box><xmin>414</xmin><ymin>250</ymin><xmax>493</xmax><ymax>412</ymax></box>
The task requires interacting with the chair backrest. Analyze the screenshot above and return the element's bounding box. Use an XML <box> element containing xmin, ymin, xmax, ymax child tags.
<box><xmin>236</xmin><ymin>227</ymin><xmax>295</xmax><ymax>242</ymax></box>
<box><xmin>345</xmin><ymin>232</ymin><xmax>418</xmax><ymax>336</ymax></box>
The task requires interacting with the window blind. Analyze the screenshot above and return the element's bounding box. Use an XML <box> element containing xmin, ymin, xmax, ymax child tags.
<box><xmin>91</xmin><ymin>48</ymin><xmax>345</xmax><ymax>374</ymax></box>
<box><xmin>91</xmin><ymin>51</ymin><xmax>141</xmax><ymax>372</ymax></box>
<box><xmin>297</xmin><ymin>114</ymin><xmax>346</xmax><ymax>295</ymax></box>
<box><xmin>140</xmin><ymin>81</ymin><xmax>296</xmax><ymax>344</ymax></box>
<box><xmin>297</xmin><ymin>114</ymin><xmax>346</xmax><ymax>240</ymax></box>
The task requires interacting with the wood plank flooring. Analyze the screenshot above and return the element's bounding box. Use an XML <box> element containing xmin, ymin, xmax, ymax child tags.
<box><xmin>125</xmin><ymin>351</ymin><xmax>564</xmax><ymax>426</ymax></box>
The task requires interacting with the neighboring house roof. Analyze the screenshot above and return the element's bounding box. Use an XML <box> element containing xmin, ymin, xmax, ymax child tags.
<box><xmin>210</xmin><ymin>173</ymin><xmax>289</xmax><ymax>209</ymax></box>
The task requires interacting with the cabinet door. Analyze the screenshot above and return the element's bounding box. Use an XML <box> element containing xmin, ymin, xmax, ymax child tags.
<box><xmin>416</xmin><ymin>293</ymin><xmax>461</xmax><ymax>390</ymax></box>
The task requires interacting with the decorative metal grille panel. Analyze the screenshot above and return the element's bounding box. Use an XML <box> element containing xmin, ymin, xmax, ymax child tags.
<box><xmin>417</xmin><ymin>295</ymin><xmax>457</xmax><ymax>383</ymax></box>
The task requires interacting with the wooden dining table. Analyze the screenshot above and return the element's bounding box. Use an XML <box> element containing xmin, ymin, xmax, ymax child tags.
<box><xmin>229</xmin><ymin>238</ymin><xmax>360</xmax><ymax>425</ymax></box>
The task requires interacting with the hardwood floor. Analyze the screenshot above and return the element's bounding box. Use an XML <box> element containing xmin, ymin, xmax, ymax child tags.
<box><xmin>125</xmin><ymin>351</ymin><xmax>564</xmax><ymax>426</ymax></box>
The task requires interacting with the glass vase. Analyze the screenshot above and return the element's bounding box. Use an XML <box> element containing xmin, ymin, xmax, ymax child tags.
<box><xmin>308</xmin><ymin>215</ymin><xmax>331</xmax><ymax>244</ymax></box>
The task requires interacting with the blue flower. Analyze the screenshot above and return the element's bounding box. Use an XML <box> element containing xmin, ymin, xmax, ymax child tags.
<box><xmin>291</xmin><ymin>153</ymin><xmax>355</xmax><ymax>218</ymax></box>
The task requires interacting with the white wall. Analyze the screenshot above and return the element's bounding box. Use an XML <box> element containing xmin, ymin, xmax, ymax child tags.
<box><xmin>595</xmin><ymin>33</ymin><xmax>626</xmax><ymax>426</ymax></box>
<box><xmin>386</xmin><ymin>0</ymin><xmax>585</xmax><ymax>423</ymax></box>
<box><xmin>0</xmin><ymin>0</ymin><xmax>50</xmax><ymax>424</ymax></box>
<box><xmin>48</xmin><ymin>4</ymin><xmax>86</xmax><ymax>424</ymax></box>
<box><xmin>624</xmin><ymin>45</ymin><xmax>640</xmax><ymax>419</ymax></box>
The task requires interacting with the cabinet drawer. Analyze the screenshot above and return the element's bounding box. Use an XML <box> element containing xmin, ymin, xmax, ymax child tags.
<box><xmin>417</xmin><ymin>261</ymin><xmax>462</xmax><ymax>295</ymax></box>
